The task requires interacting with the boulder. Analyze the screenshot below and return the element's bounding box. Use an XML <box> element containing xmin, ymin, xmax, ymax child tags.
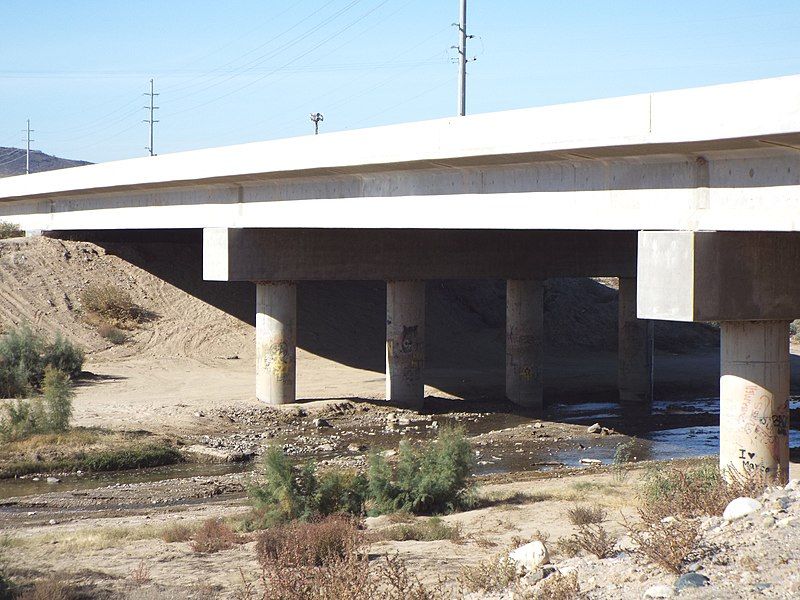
<box><xmin>723</xmin><ymin>497</ymin><xmax>762</xmax><ymax>521</ymax></box>
<box><xmin>508</xmin><ymin>541</ymin><xmax>549</xmax><ymax>572</ymax></box>
<box><xmin>587</xmin><ymin>423</ymin><xmax>602</xmax><ymax>434</ymax></box>
<box><xmin>675</xmin><ymin>572</ymin><xmax>710</xmax><ymax>591</ymax></box>
<box><xmin>643</xmin><ymin>584</ymin><xmax>675</xmax><ymax>598</ymax></box>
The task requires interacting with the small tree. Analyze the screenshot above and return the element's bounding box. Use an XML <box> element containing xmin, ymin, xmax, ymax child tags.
<box><xmin>41</xmin><ymin>366</ymin><xmax>73</xmax><ymax>432</ymax></box>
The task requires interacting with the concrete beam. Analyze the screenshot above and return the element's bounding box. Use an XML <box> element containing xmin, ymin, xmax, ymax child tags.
<box><xmin>255</xmin><ymin>282</ymin><xmax>296</xmax><ymax>405</ymax></box>
<box><xmin>637</xmin><ymin>231</ymin><xmax>800</xmax><ymax>321</ymax></box>
<box><xmin>720</xmin><ymin>321</ymin><xmax>789</xmax><ymax>483</ymax></box>
<box><xmin>386</xmin><ymin>281</ymin><xmax>425</xmax><ymax>408</ymax></box>
<box><xmin>203</xmin><ymin>228</ymin><xmax>636</xmax><ymax>281</ymax></box>
<box><xmin>506</xmin><ymin>280</ymin><xmax>544</xmax><ymax>409</ymax></box>
<box><xmin>618</xmin><ymin>277</ymin><xmax>653</xmax><ymax>403</ymax></box>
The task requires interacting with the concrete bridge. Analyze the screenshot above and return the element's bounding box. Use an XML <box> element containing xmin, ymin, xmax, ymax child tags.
<box><xmin>2</xmin><ymin>75</ymin><xmax>800</xmax><ymax>482</ymax></box>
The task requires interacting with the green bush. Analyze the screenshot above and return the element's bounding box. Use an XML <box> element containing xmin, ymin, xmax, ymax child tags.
<box><xmin>0</xmin><ymin>325</ymin><xmax>83</xmax><ymax>397</ymax></box>
<box><xmin>0</xmin><ymin>222</ymin><xmax>22</xmax><ymax>240</ymax></box>
<box><xmin>368</xmin><ymin>426</ymin><xmax>475</xmax><ymax>515</ymax></box>
<box><xmin>41</xmin><ymin>366</ymin><xmax>73</xmax><ymax>432</ymax></box>
<box><xmin>0</xmin><ymin>367</ymin><xmax>75</xmax><ymax>441</ymax></box>
<box><xmin>249</xmin><ymin>447</ymin><xmax>368</xmax><ymax>526</ymax></box>
<box><xmin>248</xmin><ymin>427</ymin><xmax>476</xmax><ymax>527</ymax></box>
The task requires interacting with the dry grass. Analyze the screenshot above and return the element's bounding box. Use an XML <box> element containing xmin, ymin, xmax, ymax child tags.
<box><xmin>191</xmin><ymin>518</ymin><xmax>242</xmax><ymax>554</ymax></box>
<box><xmin>639</xmin><ymin>463</ymin><xmax>774</xmax><ymax>520</ymax></box>
<box><xmin>256</xmin><ymin>516</ymin><xmax>361</xmax><ymax>568</ymax></box>
<box><xmin>97</xmin><ymin>322</ymin><xmax>127</xmax><ymax>345</ymax></box>
<box><xmin>457</xmin><ymin>549</ymin><xmax>521</xmax><ymax>593</ymax></box>
<box><xmin>624</xmin><ymin>515</ymin><xmax>700</xmax><ymax>574</ymax></box>
<box><xmin>566</xmin><ymin>504</ymin><xmax>606</xmax><ymax>525</ymax></box>
<box><xmin>554</xmin><ymin>524</ymin><xmax>616</xmax><ymax>559</ymax></box>
<box><xmin>525</xmin><ymin>571</ymin><xmax>581</xmax><ymax>599</ymax></box>
<box><xmin>16</xmin><ymin>577</ymin><xmax>75</xmax><ymax>600</ymax></box>
<box><xmin>80</xmin><ymin>283</ymin><xmax>153</xmax><ymax>331</ymax></box>
<box><xmin>373</xmin><ymin>516</ymin><xmax>462</xmax><ymax>543</ymax></box>
<box><xmin>129</xmin><ymin>560</ymin><xmax>151</xmax><ymax>586</ymax></box>
<box><xmin>161</xmin><ymin>522</ymin><xmax>196</xmax><ymax>543</ymax></box>
<box><xmin>246</xmin><ymin>518</ymin><xmax>441</xmax><ymax>600</ymax></box>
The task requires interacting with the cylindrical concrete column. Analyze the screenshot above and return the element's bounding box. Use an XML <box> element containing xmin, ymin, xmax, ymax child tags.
<box><xmin>386</xmin><ymin>280</ymin><xmax>425</xmax><ymax>409</ymax></box>
<box><xmin>618</xmin><ymin>277</ymin><xmax>654</xmax><ymax>404</ymax></box>
<box><xmin>720</xmin><ymin>320</ymin><xmax>789</xmax><ymax>483</ymax></box>
<box><xmin>255</xmin><ymin>282</ymin><xmax>297</xmax><ymax>405</ymax></box>
<box><xmin>506</xmin><ymin>279</ymin><xmax>544</xmax><ymax>409</ymax></box>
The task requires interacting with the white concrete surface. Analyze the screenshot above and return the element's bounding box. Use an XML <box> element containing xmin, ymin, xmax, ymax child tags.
<box><xmin>2</xmin><ymin>76</ymin><xmax>800</xmax><ymax>232</ymax></box>
<box><xmin>720</xmin><ymin>321</ymin><xmax>790</xmax><ymax>483</ymax></box>
<box><xmin>255</xmin><ymin>282</ymin><xmax>296</xmax><ymax>405</ymax></box>
<box><xmin>505</xmin><ymin>279</ymin><xmax>543</xmax><ymax>409</ymax></box>
<box><xmin>386</xmin><ymin>281</ymin><xmax>425</xmax><ymax>408</ymax></box>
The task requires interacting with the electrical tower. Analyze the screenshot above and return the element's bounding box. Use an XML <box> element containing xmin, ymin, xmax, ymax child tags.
<box><xmin>22</xmin><ymin>119</ymin><xmax>34</xmax><ymax>174</ymax></box>
<box><xmin>310</xmin><ymin>112</ymin><xmax>324</xmax><ymax>135</ymax></box>
<box><xmin>143</xmin><ymin>79</ymin><xmax>159</xmax><ymax>156</ymax></box>
<box><xmin>454</xmin><ymin>0</ymin><xmax>474</xmax><ymax>116</ymax></box>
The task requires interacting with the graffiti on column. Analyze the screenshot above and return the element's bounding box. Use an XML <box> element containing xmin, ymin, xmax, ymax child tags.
<box><xmin>735</xmin><ymin>384</ymin><xmax>788</xmax><ymax>474</ymax></box>
<box><xmin>263</xmin><ymin>340</ymin><xmax>294</xmax><ymax>383</ymax></box>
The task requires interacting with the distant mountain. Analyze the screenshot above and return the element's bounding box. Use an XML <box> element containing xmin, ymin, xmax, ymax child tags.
<box><xmin>0</xmin><ymin>147</ymin><xmax>91</xmax><ymax>177</ymax></box>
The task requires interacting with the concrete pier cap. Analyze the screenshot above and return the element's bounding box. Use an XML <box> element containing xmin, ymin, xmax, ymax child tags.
<box><xmin>637</xmin><ymin>230</ymin><xmax>798</xmax><ymax>482</ymax></box>
<box><xmin>255</xmin><ymin>281</ymin><xmax>297</xmax><ymax>405</ymax></box>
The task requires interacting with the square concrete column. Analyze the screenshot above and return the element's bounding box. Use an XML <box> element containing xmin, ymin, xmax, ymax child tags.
<box><xmin>618</xmin><ymin>277</ymin><xmax>653</xmax><ymax>404</ymax></box>
<box><xmin>720</xmin><ymin>320</ymin><xmax>790</xmax><ymax>483</ymax></box>
<box><xmin>255</xmin><ymin>282</ymin><xmax>297</xmax><ymax>405</ymax></box>
<box><xmin>386</xmin><ymin>280</ymin><xmax>425</xmax><ymax>409</ymax></box>
<box><xmin>506</xmin><ymin>279</ymin><xmax>543</xmax><ymax>409</ymax></box>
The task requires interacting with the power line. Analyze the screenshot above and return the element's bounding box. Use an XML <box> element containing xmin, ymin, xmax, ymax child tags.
<box><xmin>143</xmin><ymin>79</ymin><xmax>159</xmax><ymax>156</ymax></box>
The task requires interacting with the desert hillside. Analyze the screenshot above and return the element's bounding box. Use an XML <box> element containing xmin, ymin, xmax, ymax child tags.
<box><xmin>0</xmin><ymin>147</ymin><xmax>90</xmax><ymax>177</ymax></box>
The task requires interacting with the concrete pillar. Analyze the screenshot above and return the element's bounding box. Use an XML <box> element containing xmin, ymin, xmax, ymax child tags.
<box><xmin>618</xmin><ymin>277</ymin><xmax>654</xmax><ymax>404</ymax></box>
<box><xmin>386</xmin><ymin>280</ymin><xmax>425</xmax><ymax>408</ymax></box>
<box><xmin>506</xmin><ymin>279</ymin><xmax>544</xmax><ymax>409</ymax></box>
<box><xmin>255</xmin><ymin>282</ymin><xmax>297</xmax><ymax>405</ymax></box>
<box><xmin>720</xmin><ymin>320</ymin><xmax>789</xmax><ymax>483</ymax></box>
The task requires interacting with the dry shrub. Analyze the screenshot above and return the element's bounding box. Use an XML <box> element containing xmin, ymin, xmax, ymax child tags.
<box><xmin>624</xmin><ymin>515</ymin><xmax>700</xmax><ymax>574</ymax></box>
<box><xmin>97</xmin><ymin>322</ymin><xmax>127</xmax><ymax>345</ymax></box>
<box><xmin>528</xmin><ymin>571</ymin><xmax>581</xmax><ymax>600</ymax></box>
<box><xmin>552</xmin><ymin>524</ymin><xmax>616</xmax><ymax>560</ymax></box>
<box><xmin>457</xmin><ymin>551</ymin><xmax>520</xmax><ymax>593</ymax></box>
<box><xmin>256</xmin><ymin>516</ymin><xmax>361</xmax><ymax>568</ymax></box>
<box><xmin>572</xmin><ymin>524</ymin><xmax>616</xmax><ymax>559</ymax></box>
<box><xmin>80</xmin><ymin>284</ymin><xmax>148</xmax><ymax>328</ymax></box>
<box><xmin>566</xmin><ymin>504</ymin><xmax>606</xmax><ymax>526</ymax></box>
<box><xmin>375</xmin><ymin>516</ymin><xmax>462</xmax><ymax>543</ymax></box>
<box><xmin>16</xmin><ymin>577</ymin><xmax>72</xmax><ymax>600</ymax></box>
<box><xmin>375</xmin><ymin>553</ymin><xmax>443</xmax><ymax>600</ymax></box>
<box><xmin>191</xmin><ymin>518</ymin><xmax>242</xmax><ymax>554</ymax></box>
<box><xmin>161</xmin><ymin>522</ymin><xmax>195</xmax><ymax>543</ymax></box>
<box><xmin>250</xmin><ymin>521</ymin><xmax>441</xmax><ymax>600</ymax></box>
<box><xmin>129</xmin><ymin>560</ymin><xmax>151</xmax><ymax>586</ymax></box>
<box><xmin>552</xmin><ymin>536</ymin><xmax>582</xmax><ymax>559</ymax></box>
<box><xmin>640</xmin><ymin>463</ymin><xmax>774</xmax><ymax>520</ymax></box>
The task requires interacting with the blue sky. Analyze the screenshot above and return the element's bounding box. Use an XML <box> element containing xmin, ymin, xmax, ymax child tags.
<box><xmin>2</xmin><ymin>1</ymin><xmax>800</xmax><ymax>163</ymax></box>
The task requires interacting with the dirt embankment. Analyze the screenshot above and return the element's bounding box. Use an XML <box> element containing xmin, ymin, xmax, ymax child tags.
<box><xmin>0</xmin><ymin>234</ymin><xmax>725</xmax><ymax>434</ymax></box>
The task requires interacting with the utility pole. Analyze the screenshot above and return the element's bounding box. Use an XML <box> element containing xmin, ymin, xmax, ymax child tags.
<box><xmin>310</xmin><ymin>112</ymin><xmax>324</xmax><ymax>135</ymax></box>
<box><xmin>143</xmin><ymin>78</ymin><xmax>159</xmax><ymax>156</ymax></box>
<box><xmin>454</xmin><ymin>0</ymin><xmax>473</xmax><ymax>116</ymax></box>
<box><xmin>22</xmin><ymin>119</ymin><xmax>34</xmax><ymax>174</ymax></box>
